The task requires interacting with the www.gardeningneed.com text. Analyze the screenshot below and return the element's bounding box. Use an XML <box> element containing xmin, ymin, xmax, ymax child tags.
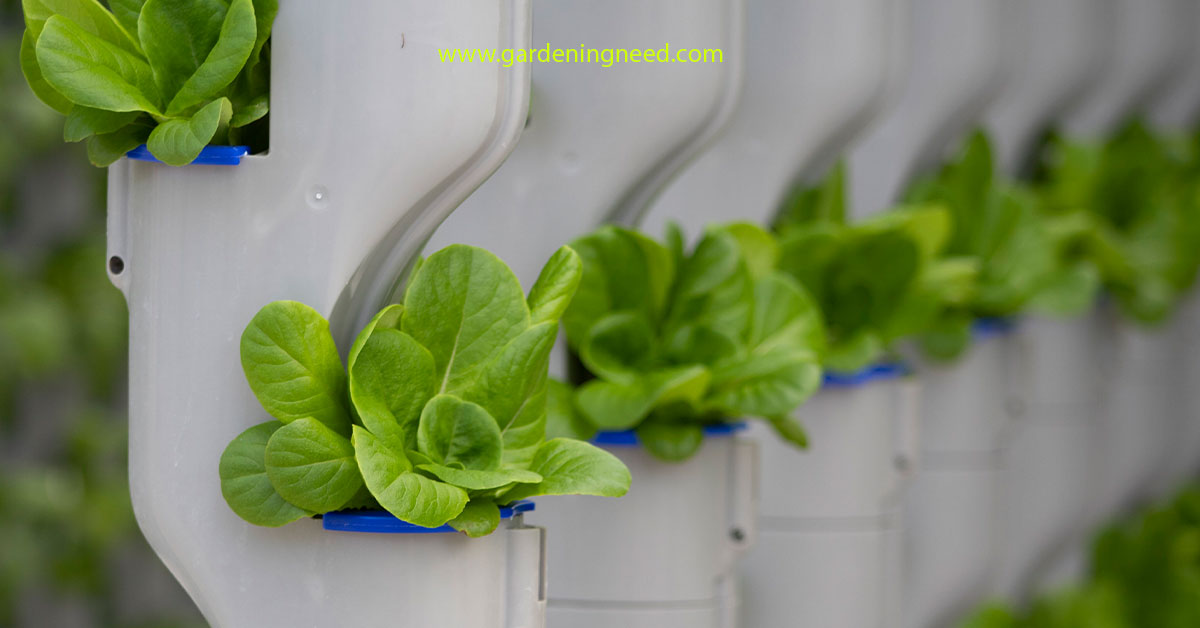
<box><xmin>438</xmin><ymin>43</ymin><xmax>725</xmax><ymax>68</ymax></box>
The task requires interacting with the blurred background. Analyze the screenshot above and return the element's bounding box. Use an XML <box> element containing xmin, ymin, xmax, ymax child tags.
<box><xmin>0</xmin><ymin>1</ymin><xmax>202</xmax><ymax>625</ymax></box>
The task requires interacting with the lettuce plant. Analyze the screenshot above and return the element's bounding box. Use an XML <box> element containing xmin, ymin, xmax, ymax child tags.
<box><xmin>21</xmin><ymin>0</ymin><xmax>277</xmax><ymax>166</ymax></box>
<box><xmin>1006</xmin><ymin>133</ymin><xmax>1106</xmax><ymax>320</ymax></box>
<box><xmin>1033</xmin><ymin>122</ymin><xmax>1200</xmax><ymax>325</ymax></box>
<box><xmin>903</xmin><ymin>131</ymin><xmax>1056</xmax><ymax>359</ymax></box>
<box><xmin>219</xmin><ymin>244</ymin><xmax>631</xmax><ymax>537</ymax></box>
<box><xmin>773</xmin><ymin>164</ymin><xmax>968</xmax><ymax>369</ymax></box>
<box><xmin>550</xmin><ymin>223</ymin><xmax>824</xmax><ymax>461</ymax></box>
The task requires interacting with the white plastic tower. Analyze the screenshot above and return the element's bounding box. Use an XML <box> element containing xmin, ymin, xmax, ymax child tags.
<box><xmin>985</xmin><ymin>0</ymin><xmax>1118</xmax><ymax>605</ymax></box>
<box><xmin>620</xmin><ymin>3</ymin><xmax>914</xmax><ymax>627</ymax></box>
<box><xmin>108</xmin><ymin>2</ymin><xmax>542</xmax><ymax>626</ymax></box>
<box><xmin>1000</xmin><ymin>0</ymin><xmax>1187</xmax><ymax>599</ymax></box>
<box><xmin>1067</xmin><ymin>0</ymin><xmax>1194</xmax><ymax>531</ymax></box>
<box><xmin>896</xmin><ymin>2</ymin><xmax>1034</xmax><ymax>623</ymax></box>
<box><xmin>422</xmin><ymin>2</ymin><xmax>751</xmax><ymax>627</ymax></box>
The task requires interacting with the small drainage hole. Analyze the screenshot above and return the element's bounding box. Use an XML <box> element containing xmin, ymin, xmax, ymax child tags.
<box><xmin>109</xmin><ymin>256</ymin><xmax>125</xmax><ymax>275</ymax></box>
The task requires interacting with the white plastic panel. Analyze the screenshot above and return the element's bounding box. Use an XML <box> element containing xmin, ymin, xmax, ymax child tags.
<box><xmin>901</xmin><ymin>333</ymin><xmax>1011</xmax><ymax>628</ymax></box>
<box><xmin>1097</xmin><ymin>311</ymin><xmax>1177</xmax><ymax>514</ymax></box>
<box><xmin>742</xmin><ymin>524</ymin><xmax>896</xmax><ymax>628</ymax></box>
<box><xmin>172</xmin><ymin>517</ymin><xmax>542</xmax><ymax>627</ymax></box>
<box><xmin>908</xmin><ymin>335</ymin><xmax>1011</xmax><ymax>455</ymax></box>
<box><xmin>425</xmin><ymin>0</ymin><xmax>743</xmax><ymax>287</ymax></box>
<box><xmin>1013</xmin><ymin>316</ymin><xmax>1105</xmax><ymax>408</ymax></box>
<box><xmin>528</xmin><ymin>437</ymin><xmax>755</xmax><ymax>628</ymax></box>
<box><xmin>986</xmin><ymin>0</ymin><xmax>1116</xmax><ymax>176</ymax></box>
<box><xmin>903</xmin><ymin>465</ymin><xmax>1000</xmax><ymax>628</ymax></box>
<box><xmin>994</xmin><ymin>415</ymin><xmax>1093</xmax><ymax>602</ymax></box>
<box><xmin>638</xmin><ymin>0</ymin><xmax>905</xmax><ymax>238</ymax></box>
<box><xmin>995</xmin><ymin>315</ymin><xmax>1104</xmax><ymax>601</ymax></box>
<box><xmin>742</xmin><ymin>378</ymin><xmax>916</xmax><ymax>628</ymax></box>
<box><xmin>752</xmin><ymin>381</ymin><xmax>911</xmax><ymax>520</ymax></box>
<box><xmin>108</xmin><ymin>2</ymin><xmax>533</xmax><ymax>625</ymax></box>
<box><xmin>849</xmin><ymin>0</ymin><xmax>1009</xmax><ymax>218</ymax></box>
<box><xmin>1064</xmin><ymin>0</ymin><xmax>1185</xmax><ymax>138</ymax></box>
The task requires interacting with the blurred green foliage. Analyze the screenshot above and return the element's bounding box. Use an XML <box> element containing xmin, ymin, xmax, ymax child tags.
<box><xmin>774</xmin><ymin>163</ymin><xmax>973</xmax><ymax>371</ymax></box>
<box><xmin>902</xmin><ymin>121</ymin><xmax>1200</xmax><ymax>361</ymax></box>
<box><xmin>907</xmin><ymin>132</ymin><xmax>1055</xmax><ymax>322</ymax></box>
<box><xmin>962</xmin><ymin>486</ymin><xmax>1200</xmax><ymax>628</ymax></box>
<box><xmin>770</xmin><ymin>118</ymin><xmax>1200</xmax><ymax>371</ymax></box>
<box><xmin>1032</xmin><ymin>121</ymin><xmax>1200</xmax><ymax>325</ymax></box>
<box><xmin>0</xmin><ymin>2</ymin><xmax>201</xmax><ymax>626</ymax></box>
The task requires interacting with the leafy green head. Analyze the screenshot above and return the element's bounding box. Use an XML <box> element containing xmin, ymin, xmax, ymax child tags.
<box><xmin>774</xmin><ymin>162</ymin><xmax>963</xmax><ymax>368</ymax></box>
<box><xmin>907</xmin><ymin>131</ymin><xmax>1057</xmax><ymax>319</ymax></box>
<box><xmin>219</xmin><ymin>244</ymin><xmax>631</xmax><ymax>536</ymax></box>
<box><xmin>1027</xmin><ymin>122</ymin><xmax>1200</xmax><ymax>325</ymax></box>
<box><xmin>889</xmin><ymin>131</ymin><xmax>1063</xmax><ymax>359</ymax></box>
<box><xmin>552</xmin><ymin>222</ymin><xmax>824</xmax><ymax>462</ymax></box>
<box><xmin>22</xmin><ymin>0</ymin><xmax>277</xmax><ymax>166</ymax></box>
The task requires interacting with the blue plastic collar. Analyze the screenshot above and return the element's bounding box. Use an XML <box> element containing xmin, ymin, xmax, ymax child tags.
<box><xmin>126</xmin><ymin>144</ymin><xmax>249</xmax><ymax>166</ymax></box>
<box><xmin>322</xmin><ymin>500</ymin><xmax>535</xmax><ymax>534</ymax></box>
<box><xmin>972</xmin><ymin>317</ymin><xmax>1019</xmax><ymax>339</ymax></box>
<box><xmin>822</xmin><ymin>362</ymin><xmax>909</xmax><ymax>388</ymax></box>
<box><xmin>593</xmin><ymin>422</ymin><xmax>748</xmax><ymax>446</ymax></box>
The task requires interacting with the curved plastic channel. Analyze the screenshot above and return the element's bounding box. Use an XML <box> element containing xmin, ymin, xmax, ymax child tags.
<box><xmin>1063</xmin><ymin>0</ymin><xmax>1183</xmax><ymax>139</ymax></box>
<box><xmin>424</xmin><ymin>0</ymin><xmax>744</xmax><ymax>291</ymax></box>
<box><xmin>126</xmin><ymin>145</ymin><xmax>250</xmax><ymax>166</ymax></box>
<box><xmin>324</xmin><ymin>501</ymin><xmax>536</xmax><ymax>534</ymax></box>
<box><xmin>328</xmin><ymin>1</ymin><xmax>534</xmax><ymax>343</ymax></box>
<box><xmin>848</xmin><ymin>0</ymin><xmax>1010</xmax><ymax>218</ymax></box>
<box><xmin>593</xmin><ymin>422</ymin><xmax>749</xmax><ymax>446</ymax></box>
<box><xmin>985</xmin><ymin>0</ymin><xmax>1116</xmax><ymax>176</ymax></box>
<box><xmin>637</xmin><ymin>0</ymin><xmax>905</xmax><ymax>236</ymax></box>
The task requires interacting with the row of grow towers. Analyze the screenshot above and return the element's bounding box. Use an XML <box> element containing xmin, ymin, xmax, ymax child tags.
<box><xmin>20</xmin><ymin>0</ymin><xmax>1200</xmax><ymax>627</ymax></box>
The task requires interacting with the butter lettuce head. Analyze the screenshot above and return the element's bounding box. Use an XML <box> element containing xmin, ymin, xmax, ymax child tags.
<box><xmin>775</xmin><ymin>162</ymin><xmax>964</xmax><ymax>368</ymax></box>
<box><xmin>220</xmin><ymin>245</ymin><xmax>630</xmax><ymax>536</ymax></box>
<box><xmin>22</xmin><ymin>0</ymin><xmax>277</xmax><ymax>166</ymax></box>
<box><xmin>554</xmin><ymin>223</ymin><xmax>824</xmax><ymax>462</ymax></box>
